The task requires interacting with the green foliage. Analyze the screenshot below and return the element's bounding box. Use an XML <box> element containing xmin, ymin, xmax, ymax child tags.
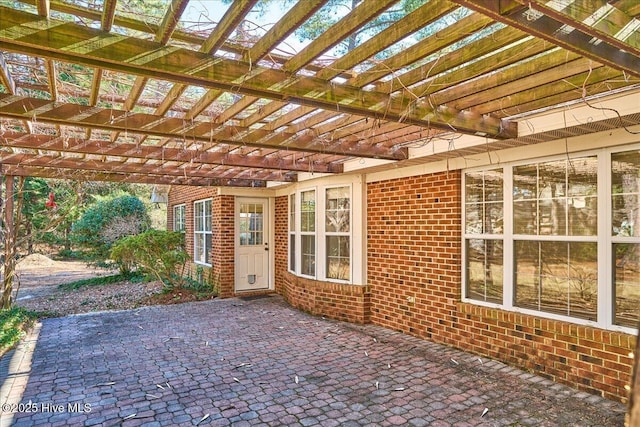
<box><xmin>71</xmin><ymin>194</ymin><xmax>150</xmax><ymax>260</ymax></box>
<box><xmin>0</xmin><ymin>307</ymin><xmax>37</xmax><ymax>356</ymax></box>
<box><xmin>110</xmin><ymin>230</ymin><xmax>189</xmax><ymax>286</ymax></box>
<box><xmin>58</xmin><ymin>271</ymin><xmax>146</xmax><ymax>291</ymax></box>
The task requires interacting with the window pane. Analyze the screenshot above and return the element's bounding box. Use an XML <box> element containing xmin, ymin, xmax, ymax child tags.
<box><xmin>465</xmin><ymin>171</ymin><xmax>484</xmax><ymax>203</ymax></box>
<box><xmin>289</xmin><ymin>234</ymin><xmax>296</xmax><ymax>271</ymax></box>
<box><xmin>301</xmin><ymin>235</ymin><xmax>315</xmax><ymax>276</ymax></box>
<box><xmin>513</xmin><ymin>164</ymin><xmax>537</xmax><ymax>200</ymax></box>
<box><xmin>194</xmin><ymin>234</ymin><xmax>204</xmax><ymax>263</ymax></box>
<box><xmin>465</xmin><ymin>169</ymin><xmax>503</xmax><ymax>234</ymax></box>
<box><xmin>205</xmin><ymin>233</ymin><xmax>212</xmax><ymax>264</ymax></box>
<box><xmin>326</xmin><ymin>236</ymin><xmax>350</xmax><ymax>280</ymax></box>
<box><xmin>568</xmin><ymin>157</ymin><xmax>597</xmax><ymax>236</ymax></box>
<box><xmin>466</xmin><ymin>239</ymin><xmax>503</xmax><ymax>303</ymax></box>
<box><xmin>538</xmin><ymin>199</ymin><xmax>566</xmax><ymax>235</ymax></box>
<box><xmin>326</xmin><ymin>187</ymin><xmax>350</xmax><ymax>233</ymax></box>
<box><xmin>513</xmin><ymin>200</ymin><xmax>536</xmax><ymax>234</ymax></box>
<box><xmin>515</xmin><ymin>241</ymin><xmax>597</xmax><ymax>320</ymax></box>
<box><xmin>301</xmin><ymin>190</ymin><xmax>315</xmax><ymax>232</ymax></box>
<box><xmin>289</xmin><ymin>194</ymin><xmax>295</xmax><ymax>232</ymax></box>
<box><xmin>614</xmin><ymin>243</ymin><xmax>640</xmax><ymax>327</ymax></box>
<box><xmin>612</xmin><ymin>151</ymin><xmax>640</xmax><ymax>237</ymax></box>
<box><xmin>204</xmin><ymin>200</ymin><xmax>212</xmax><ymax>231</ymax></box>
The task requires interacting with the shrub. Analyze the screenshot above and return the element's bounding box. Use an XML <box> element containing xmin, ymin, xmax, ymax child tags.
<box><xmin>110</xmin><ymin>230</ymin><xmax>189</xmax><ymax>287</ymax></box>
<box><xmin>71</xmin><ymin>194</ymin><xmax>150</xmax><ymax>260</ymax></box>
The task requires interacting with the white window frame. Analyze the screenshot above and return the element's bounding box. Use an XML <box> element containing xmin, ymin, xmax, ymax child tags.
<box><xmin>462</xmin><ymin>146</ymin><xmax>640</xmax><ymax>334</ymax></box>
<box><xmin>193</xmin><ymin>198</ymin><xmax>212</xmax><ymax>266</ymax></box>
<box><xmin>173</xmin><ymin>204</ymin><xmax>185</xmax><ymax>232</ymax></box>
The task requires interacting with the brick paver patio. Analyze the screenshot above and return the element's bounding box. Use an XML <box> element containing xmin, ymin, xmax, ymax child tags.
<box><xmin>0</xmin><ymin>295</ymin><xmax>627</xmax><ymax>426</ymax></box>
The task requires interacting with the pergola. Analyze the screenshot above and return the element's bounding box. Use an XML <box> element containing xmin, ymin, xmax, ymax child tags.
<box><xmin>0</xmin><ymin>0</ymin><xmax>638</xmax><ymax>189</ymax></box>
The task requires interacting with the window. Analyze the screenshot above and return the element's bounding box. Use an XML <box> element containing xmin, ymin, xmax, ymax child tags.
<box><xmin>326</xmin><ymin>186</ymin><xmax>350</xmax><ymax>280</ymax></box>
<box><xmin>288</xmin><ymin>184</ymin><xmax>353</xmax><ymax>283</ymax></box>
<box><xmin>463</xmin><ymin>148</ymin><xmax>640</xmax><ymax>331</ymax></box>
<box><xmin>612</xmin><ymin>151</ymin><xmax>640</xmax><ymax>328</ymax></box>
<box><xmin>513</xmin><ymin>158</ymin><xmax>598</xmax><ymax>320</ymax></box>
<box><xmin>194</xmin><ymin>199</ymin><xmax>212</xmax><ymax>265</ymax></box>
<box><xmin>465</xmin><ymin>169</ymin><xmax>503</xmax><ymax>304</ymax></box>
<box><xmin>173</xmin><ymin>204</ymin><xmax>185</xmax><ymax>232</ymax></box>
<box><xmin>300</xmin><ymin>189</ymin><xmax>316</xmax><ymax>277</ymax></box>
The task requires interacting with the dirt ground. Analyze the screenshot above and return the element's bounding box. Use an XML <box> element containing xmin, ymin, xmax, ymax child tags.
<box><xmin>9</xmin><ymin>254</ymin><xmax>164</xmax><ymax>316</ymax></box>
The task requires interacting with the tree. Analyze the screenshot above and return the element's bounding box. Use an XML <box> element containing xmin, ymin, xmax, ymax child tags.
<box><xmin>71</xmin><ymin>194</ymin><xmax>150</xmax><ymax>261</ymax></box>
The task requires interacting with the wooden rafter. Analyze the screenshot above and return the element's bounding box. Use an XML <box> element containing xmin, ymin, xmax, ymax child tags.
<box><xmin>243</xmin><ymin>0</ymin><xmax>328</xmax><ymax>64</ymax></box>
<box><xmin>0</xmin><ymin>52</ymin><xmax>16</xmax><ymax>95</ymax></box>
<box><xmin>347</xmin><ymin>12</ymin><xmax>495</xmax><ymax>88</ymax></box>
<box><xmin>2</xmin><ymin>164</ymin><xmax>270</xmax><ymax>187</ymax></box>
<box><xmin>282</xmin><ymin>0</ymin><xmax>397</xmax><ymax>73</ymax></box>
<box><xmin>0</xmin><ymin>94</ymin><xmax>407</xmax><ymax>160</ymax></box>
<box><xmin>0</xmin><ymin>7</ymin><xmax>515</xmax><ymax>138</ymax></box>
<box><xmin>453</xmin><ymin>0</ymin><xmax>640</xmax><ymax>78</ymax></box>
<box><xmin>0</xmin><ymin>153</ymin><xmax>295</xmax><ymax>182</ymax></box>
<box><xmin>0</xmin><ymin>131</ymin><xmax>344</xmax><ymax>173</ymax></box>
<box><xmin>316</xmin><ymin>0</ymin><xmax>459</xmax><ymax>81</ymax></box>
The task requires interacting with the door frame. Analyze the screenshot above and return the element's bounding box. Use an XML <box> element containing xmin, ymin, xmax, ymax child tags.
<box><xmin>234</xmin><ymin>196</ymin><xmax>274</xmax><ymax>293</ymax></box>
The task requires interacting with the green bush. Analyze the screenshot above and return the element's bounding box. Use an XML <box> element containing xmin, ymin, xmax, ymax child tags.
<box><xmin>71</xmin><ymin>194</ymin><xmax>150</xmax><ymax>260</ymax></box>
<box><xmin>110</xmin><ymin>230</ymin><xmax>189</xmax><ymax>287</ymax></box>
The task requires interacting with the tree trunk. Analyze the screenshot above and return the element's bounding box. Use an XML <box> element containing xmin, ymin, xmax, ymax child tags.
<box><xmin>1</xmin><ymin>176</ymin><xmax>15</xmax><ymax>309</ymax></box>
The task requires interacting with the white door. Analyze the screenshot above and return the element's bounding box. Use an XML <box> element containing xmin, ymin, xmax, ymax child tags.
<box><xmin>235</xmin><ymin>198</ymin><xmax>270</xmax><ymax>291</ymax></box>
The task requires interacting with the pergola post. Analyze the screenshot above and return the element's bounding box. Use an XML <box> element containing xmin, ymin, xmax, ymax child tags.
<box><xmin>1</xmin><ymin>175</ymin><xmax>15</xmax><ymax>309</ymax></box>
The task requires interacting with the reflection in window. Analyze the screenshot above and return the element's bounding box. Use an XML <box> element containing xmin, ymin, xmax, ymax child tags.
<box><xmin>173</xmin><ymin>204</ymin><xmax>185</xmax><ymax>232</ymax></box>
<box><xmin>289</xmin><ymin>194</ymin><xmax>295</xmax><ymax>272</ymax></box>
<box><xmin>513</xmin><ymin>158</ymin><xmax>597</xmax><ymax>236</ymax></box>
<box><xmin>466</xmin><ymin>239</ymin><xmax>503</xmax><ymax>303</ymax></box>
<box><xmin>301</xmin><ymin>190</ymin><xmax>316</xmax><ymax>276</ymax></box>
<box><xmin>326</xmin><ymin>187</ymin><xmax>350</xmax><ymax>280</ymax></box>
<box><xmin>515</xmin><ymin>241</ymin><xmax>597</xmax><ymax>320</ymax></box>
<box><xmin>239</xmin><ymin>203</ymin><xmax>263</xmax><ymax>246</ymax></box>
<box><xmin>612</xmin><ymin>151</ymin><xmax>640</xmax><ymax>327</ymax></box>
<box><xmin>465</xmin><ymin>169</ymin><xmax>503</xmax><ymax>303</ymax></box>
<box><xmin>614</xmin><ymin>243</ymin><xmax>640</xmax><ymax>327</ymax></box>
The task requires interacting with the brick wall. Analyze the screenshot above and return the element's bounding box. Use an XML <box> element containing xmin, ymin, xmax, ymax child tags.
<box><xmin>367</xmin><ymin>170</ymin><xmax>635</xmax><ymax>402</ymax></box>
<box><xmin>167</xmin><ymin>187</ymin><xmax>235</xmax><ymax>296</ymax></box>
<box><xmin>274</xmin><ymin>196</ymin><xmax>370</xmax><ymax>324</ymax></box>
<box><xmin>212</xmin><ymin>195</ymin><xmax>235</xmax><ymax>298</ymax></box>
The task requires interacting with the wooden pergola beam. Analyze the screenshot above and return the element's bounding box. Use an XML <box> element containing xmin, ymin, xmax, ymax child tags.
<box><xmin>0</xmin><ymin>153</ymin><xmax>296</xmax><ymax>182</ymax></box>
<box><xmin>0</xmin><ymin>6</ymin><xmax>516</xmax><ymax>139</ymax></box>
<box><xmin>0</xmin><ymin>131</ymin><xmax>344</xmax><ymax>173</ymax></box>
<box><xmin>316</xmin><ymin>0</ymin><xmax>459</xmax><ymax>81</ymax></box>
<box><xmin>2</xmin><ymin>164</ymin><xmax>270</xmax><ymax>187</ymax></box>
<box><xmin>0</xmin><ymin>52</ymin><xmax>16</xmax><ymax>95</ymax></box>
<box><xmin>282</xmin><ymin>0</ymin><xmax>397</xmax><ymax>73</ymax></box>
<box><xmin>453</xmin><ymin>0</ymin><xmax>640</xmax><ymax>78</ymax></box>
<box><xmin>0</xmin><ymin>94</ymin><xmax>408</xmax><ymax>160</ymax></box>
<box><xmin>200</xmin><ymin>0</ymin><xmax>259</xmax><ymax>54</ymax></box>
<box><xmin>244</xmin><ymin>0</ymin><xmax>328</xmax><ymax>64</ymax></box>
